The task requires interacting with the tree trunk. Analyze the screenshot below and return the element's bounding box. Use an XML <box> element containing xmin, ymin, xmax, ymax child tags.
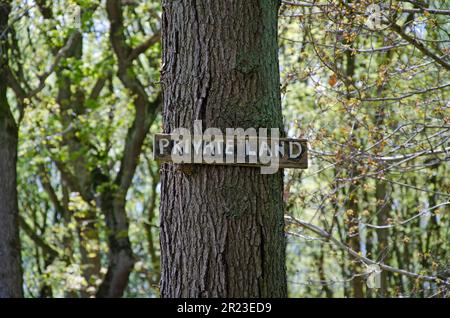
<box><xmin>344</xmin><ymin>33</ymin><xmax>364</xmax><ymax>298</ymax></box>
<box><xmin>373</xmin><ymin>48</ymin><xmax>394</xmax><ymax>298</ymax></box>
<box><xmin>159</xmin><ymin>0</ymin><xmax>287</xmax><ymax>298</ymax></box>
<box><xmin>375</xmin><ymin>180</ymin><xmax>389</xmax><ymax>297</ymax></box>
<box><xmin>0</xmin><ymin>0</ymin><xmax>23</xmax><ymax>298</ymax></box>
<box><xmin>96</xmin><ymin>189</ymin><xmax>135</xmax><ymax>298</ymax></box>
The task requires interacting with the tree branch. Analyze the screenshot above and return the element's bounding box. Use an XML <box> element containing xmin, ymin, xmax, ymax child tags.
<box><xmin>127</xmin><ymin>29</ymin><xmax>161</xmax><ymax>62</ymax></box>
<box><xmin>38</xmin><ymin>165</ymin><xmax>68</xmax><ymax>220</ymax></box>
<box><xmin>285</xmin><ymin>215</ymin><xmax>449</xmax><ymax>286</ymax></box>
<box><xmin>389</xmin><ymin>22</ymin><xmax>450</xmax><ymax>71</ymax></box>
<box><xmin>19</xmin><ymin>215</ymin><xmax>59</xmax><ymax>259</ymax></box>
<box><xmin>106</xmin><ymin>0</ymin><xmax>162</xmax><ymax>191</ymax></box>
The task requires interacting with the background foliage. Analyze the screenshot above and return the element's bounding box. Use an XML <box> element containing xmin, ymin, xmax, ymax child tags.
<box><xmin>3</xmin><ymin>0</ymin><xmax>448</xmax><ymax>297</ymax></box>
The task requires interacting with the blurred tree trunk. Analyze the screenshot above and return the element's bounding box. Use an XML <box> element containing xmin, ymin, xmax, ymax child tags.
<box><xmin>374</xmin><ymin>102</ymin><xmax>390</xmax><ymax>298</ymax></box>
<box><xmin>0</xmin><ymin>0</ymin><xmax>23</xmax><ymax>298</ymax></box>
<box><xmin>373</xmin><ymin>48</ymin><xmax>395</xmax><ymax>298</ymax></box>
<box><xmin>159</xmin><ymin>0</ymin><xmax>287</xmax><ymax>297</ymax></box>
<box><xmin>344</xmin><ymin>37</ymin><xmax>364</xmax><ymax>298</ymax></box>
<box><xmin>375</xmin><ymin>180</ymin><xmax>389</xmax><ymax>296</ymax></box>
<box><xmin>54</xmin><ymin>30</ymin><xmax>103</xmax><ymax>297</ymax></box>
<box><xmin>318</xmin><ymin>248</ymin><xmax>333</xmax><ymax>298</ymax></box>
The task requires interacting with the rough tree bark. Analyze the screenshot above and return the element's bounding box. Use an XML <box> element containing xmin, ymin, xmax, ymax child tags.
<box><xmin>160</xmin><ymin>0</ymin><xmax>287</xmax><ymax>297</ymax></box>
<box><xmin>0</xmin><ymin>0</ymin><xmax>23</xmax><ymax>298</ymax></box>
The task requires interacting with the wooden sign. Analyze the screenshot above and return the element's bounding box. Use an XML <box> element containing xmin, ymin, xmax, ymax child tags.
<box><xmin>154</xmin><ymin>133</ymin><xmax>308</xmax><ymax>170</ymax></box>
